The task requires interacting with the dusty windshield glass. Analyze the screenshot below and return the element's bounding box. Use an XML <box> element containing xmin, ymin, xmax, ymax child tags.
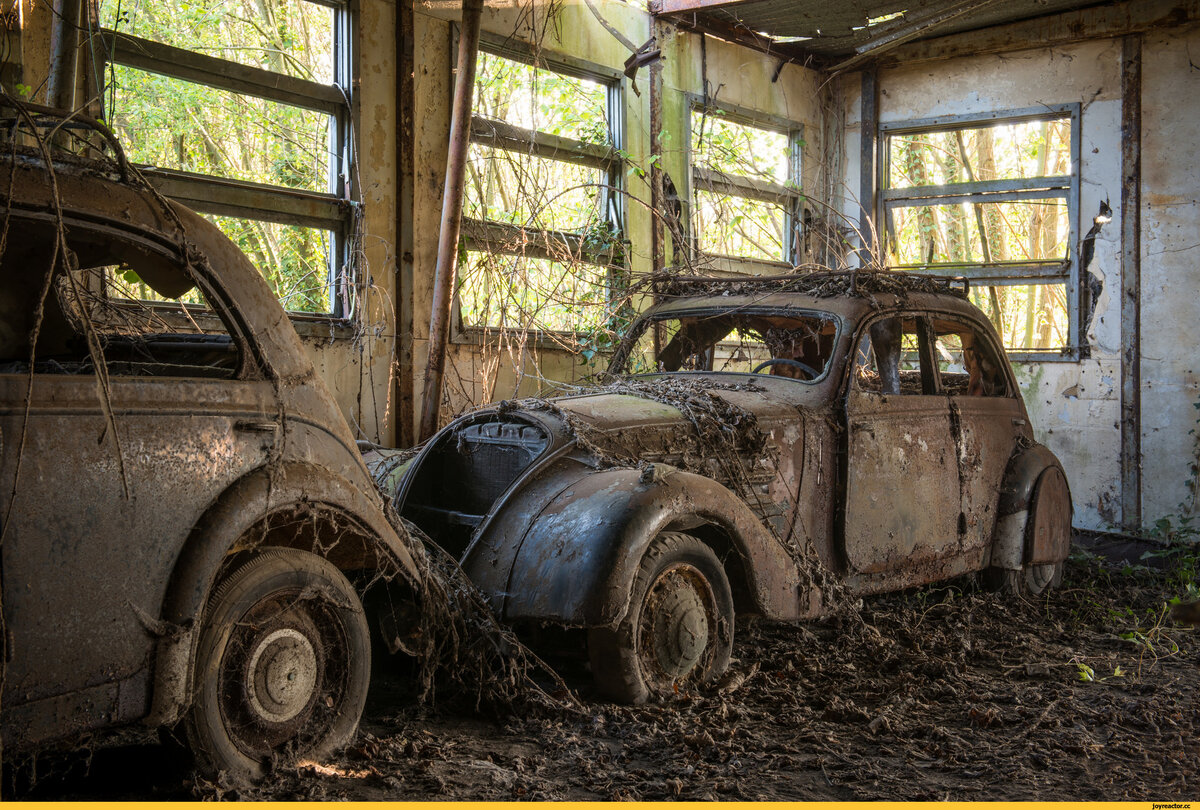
<box><xmin>617</xmin><ymin>309</ymin><xmax>839</xmax><ymax>382</ymax></box>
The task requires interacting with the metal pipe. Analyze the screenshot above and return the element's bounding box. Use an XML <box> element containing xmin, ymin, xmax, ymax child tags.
<box><xmin>418</xmin><ymin>0</ymin><xmax>483</xmax><ymax>442</ymax></box>
<box><xmin>857</xmin><ymin>66</ymin><xmax>877</xmax><ymax>267</ymax></box>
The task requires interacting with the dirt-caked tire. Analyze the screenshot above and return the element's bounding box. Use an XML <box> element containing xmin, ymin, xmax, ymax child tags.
<box><xmin>983</xmin><ymin>467</ymin><xmax>1071</xmax><ymax>598</ymax></box>
<box><xmin>588</xmin><ymin>532</ymin><xmax>734</xmax><ymax>704</ymax></box>
<box><xmin>185</xmin><ymin>547</ymin><xmax>371</xmax><ymax>781</ymax></box>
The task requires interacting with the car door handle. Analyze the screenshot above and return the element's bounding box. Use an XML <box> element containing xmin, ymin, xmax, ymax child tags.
<box><xmin>235</xmin><ymin>420</ymin><xmax>279</xmax><ymax>433</ymax></box>
<box><xmin>1011</xmin><ymin>418</ymin><xmax>1026</xmax><ymax>427</ymax></box>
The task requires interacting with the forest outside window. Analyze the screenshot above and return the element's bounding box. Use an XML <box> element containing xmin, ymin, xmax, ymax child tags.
<box><xmin>880</xmin><ymin>106</ymin><xmax>1081</xmax><ymax>359</ymax></box>
<box><xmin>458</xmin><ymin>43</ymin><xmax>622</xmax><ymax>337</ymax></box>
<box><xmin>690</xmin><ymin>102</ymin><xmax>803</xmax><ymax>266</ymax></box>
<box><xmin>97</xmin><ymin>0</ymin><xmax>352</xmax><ymax>316</ymax></box>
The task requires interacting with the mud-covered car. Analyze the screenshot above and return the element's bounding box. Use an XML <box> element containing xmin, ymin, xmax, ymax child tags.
<box><xmin>0</xmin><ymin>106</ymin><xmax>422</xmax><ymax>778</ymax></box>
<box><xmin>375</xmin><ymin>271</ymin><xmax>1071</xmax><ymax>704</ymax></box>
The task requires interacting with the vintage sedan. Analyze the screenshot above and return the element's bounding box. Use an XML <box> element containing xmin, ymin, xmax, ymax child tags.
<box><xmin>376</xmin><ymin>271</ymin><xmax>1071</xmax><ymax>703</ymax></box>
<box><xmin>1</xmin><ymin>105</ymin><xmax>423</xmax><ymax>778</ymax></box>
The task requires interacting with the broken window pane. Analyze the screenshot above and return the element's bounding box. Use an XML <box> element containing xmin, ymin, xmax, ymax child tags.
<box><xmin>968</xmin><ymin>283</ymin><xmax>1069</xmax><ymax>352</ymax></box>
<box><xmin>930</xmin><ymin>319</ymin><xmax>1009</xmax><ymax>397</ymax></box>
<box><xmin>692</xmin><ymin>113</ymin><xmax>789</xmax><ymax>182</ymax></box>
<box><xmin>109</xmin><ymin>66</ymin><xmax>333</xmax><ymax>194</ymax></box>
<box><xmin>466</xmin><ymin>144</ymin><xmax>608</xmax><ymax>232</ymax></box>
<box><xmin>693</xmin><ymin>190</ymin><xmax>787</xmax><ymax>262</ymax></box>
<box><xmin>99</xmin><ymin>0</ymin><xmax>335</xmax><ymax>83</ymax></box>
<box><xmin>619</xmin><ymin>310</ymin><xmax>836</xmax><ymax>380</ymax></box>
<box><xmin>690</xmin><ymin>110</ymin><xmax>797</xmax><ymax>262</ymax></box>
<box><xmin>887</xmin><ymin>119</ymin><xmax>1071</xmax><ymax>188</ymax></box>
<box><xmin>473</xmin><ymin>52</ymin><xmax>611</xmax><ymax>144</ymax></box>
<box><xmin>204</xmin><ymin>216</ymin><xmax>333</xmax><ymax>314</ymax></box>
<box><xmin>458</xmin><ymin>251</ymin><xmax>612</xmax><ymax>334</ymax></box>
<box><xmin>888</xmin><ymin>198</ymin><xmax>1069</xmax><ymax>265</ymax></box>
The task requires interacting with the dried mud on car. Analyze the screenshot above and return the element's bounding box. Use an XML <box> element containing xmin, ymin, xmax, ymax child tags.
<box><xmin>24</xmin><ymin>536</ymin><xmax>1199</xmax><ymax>801</ymax></box>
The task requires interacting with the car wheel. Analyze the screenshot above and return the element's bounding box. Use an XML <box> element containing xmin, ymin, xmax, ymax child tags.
<box><xmin>186</xmin><ymin>547</ymin><xmax>370</xmax><ymax>781</ymax></box>
<box><xmin>981</xmin><ymin>560</ymin><xmax>1063</xmax><ymax>597</ymax></box>
<box><xmin>588</xmin><ymin>532</ymin><xmax>734</xmax><ymax>704</ymax></box>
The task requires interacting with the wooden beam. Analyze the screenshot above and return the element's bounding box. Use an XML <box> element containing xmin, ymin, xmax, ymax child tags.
<box><xmin>1119</xmin><ymin>33</ymin><xmax>1142</xmax><ymax>531</ymax></box>
<box><xmin>879</xmin><ymin>0</ymin><xmax>1200</xmax><ymax>66</ymax></box>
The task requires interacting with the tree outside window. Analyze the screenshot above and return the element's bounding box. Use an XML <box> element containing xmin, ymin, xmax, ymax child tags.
<box><xmin>457</xmin><ymin>45</ymin><xmax>623</xmax><ymax>340</ymax></box>
<box><xmin>880</xmin><ymin>106</ymin><xmax>1081</xmax><ymax>357</ymax></box>
<box><xmin>97</xmin><ymin>0</ymin><xmax>351</xmax><ymax>316</ymax></box>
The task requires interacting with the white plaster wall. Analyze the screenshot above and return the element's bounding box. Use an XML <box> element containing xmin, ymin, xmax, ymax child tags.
<box><xmin>853</xmin><ymin>40</ymin><xmax>1128</xmax><ymax>530</ymax></box>
<box><xmin>1139</xmin><ymin>26</ymin><xmax>1200</xmax><ymax>523</ymax></box>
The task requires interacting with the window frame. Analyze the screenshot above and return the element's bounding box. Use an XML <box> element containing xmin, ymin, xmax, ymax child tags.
<box><xmin>96</xmin><ymin>0</ymin><xmax>356</xmax><ymax>321</ymax></box>
<box><xmin>685</xmin><ymin>95</ymin><xmax>804</xmax><ymax>273</ymax></box>
<box><xmin>877</xmin><ymin>104</ymin><xmax>1082</xmax><ymax>362</ymax></box>
<box><xmin>452</xmin><ymin>32</ymin><xmax>625</xmax><ymax>344</ymax></box>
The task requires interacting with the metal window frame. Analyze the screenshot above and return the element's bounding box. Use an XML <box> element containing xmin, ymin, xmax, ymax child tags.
<box><xmin>97</xmin><ymin>0</ymin><xmax>354</xmax><ymax>319</ymax></box>
<box><xmin>877</xmin><ymin>104</ymin><xmax>1082</xmax><ymax>362</ymax></box>
<box><xmin>454</xmin><ymin>38</ymin><xmax>626</xmax><ymax>341</ymax></box>
<box><xmin>686</xmin><ymin>95</ymin><xmax>804</xmax><ymax>269</ymax></box>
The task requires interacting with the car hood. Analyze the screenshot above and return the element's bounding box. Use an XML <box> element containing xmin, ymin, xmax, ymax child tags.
<box><xmin>543</xmin><ymin>375</ymin><xmax>813</xmax><ymax>473</ymax></box>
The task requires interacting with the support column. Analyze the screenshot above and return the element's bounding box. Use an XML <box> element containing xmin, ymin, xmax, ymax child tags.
<box><xmin>1120</xmin><ymin>34</ymin><xmax>1142</xmax><ymax>531</ymax></box>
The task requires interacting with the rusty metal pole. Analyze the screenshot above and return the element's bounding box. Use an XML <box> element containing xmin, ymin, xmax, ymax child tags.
<box><xmin>419</xmin><ymin>0</ymin><xmax>484</xmax><ymax>442</ymax></box>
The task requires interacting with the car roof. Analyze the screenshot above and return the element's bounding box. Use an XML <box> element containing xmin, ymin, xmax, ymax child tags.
<box><xmin>1</xmin><ymin>146</ymin><xmax>313</xmax><ymax>379</ymax></box>
<box><xmin>643</xmin><ymin>270</ymin><xmax>984</xmax><ymax>328</ymax></box>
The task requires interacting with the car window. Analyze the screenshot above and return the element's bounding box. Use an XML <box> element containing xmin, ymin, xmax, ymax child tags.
<box><xmin>621</xmin><ymin>309</ymin><xmax>838</xmax><ymax>381</ymax></box>
<box><xmin>0</xmin><ymin>219</ymin><xmax>242</xmax><ymax>379</ymax></box>
<box><xmin>852</xmin><ymin>316</ymin><xmax>933</xmax><ymax>395</ymax></box>
<box><xmin>930</xmin><ymin>318</ymin><xmax>1009</xmax><ymax>397</ymax></box>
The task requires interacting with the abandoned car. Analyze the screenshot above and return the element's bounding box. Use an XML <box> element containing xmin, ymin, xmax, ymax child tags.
<box><xmin>374</xmin><ymin>271</ymin><xmax>1072</xmax><ymax>703</ymax></box>
<box><xmin>0</xmin><ymin>110</ymin><xmax>423</xmax><ymax>779</ymax></box>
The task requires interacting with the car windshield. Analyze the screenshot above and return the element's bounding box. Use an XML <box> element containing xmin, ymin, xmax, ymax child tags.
<box><xmin>615</xmin><ymin>308</ymin><xmax>839</xmax><ymax>382</ymax></box>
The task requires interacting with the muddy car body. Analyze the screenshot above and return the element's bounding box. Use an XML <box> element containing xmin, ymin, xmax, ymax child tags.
<box><xmin>379</xmin><ymin>273</ymin><xmax>1071</xmax><ymax>703</ymax></box>
<box><xmin>0</xmin><ymin>111</ymin><xmax>421</xmax><ymax>778</ymax></box>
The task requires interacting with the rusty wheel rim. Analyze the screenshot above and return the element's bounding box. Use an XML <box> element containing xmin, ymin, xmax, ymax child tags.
<box><xmin>217</xmin><ymin>591</ymin><xmax>348</xmax><ymax>759</ymax></box>
<box><xmin>638</xmin><ymin>563</ymin><xmax>717</xmax><ymax>691</ymax></box>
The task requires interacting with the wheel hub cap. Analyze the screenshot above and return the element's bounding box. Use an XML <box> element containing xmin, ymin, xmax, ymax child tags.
<box><xmin>246</xmin><ymin>628</ymin><xmax>319</xmax><ymax>723</ymax></box>
<box><xmin>649</xmin><ymin>569</ymin><xmax>710</xmax><ymax>679</ymax></box>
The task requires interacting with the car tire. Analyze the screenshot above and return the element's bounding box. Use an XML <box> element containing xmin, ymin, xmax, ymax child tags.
<box><xmin>186</xmin><ymin>547</ymin><xmax>370</xmax><ymax>781</ymax></box>
<box><xmin>588</xmin><ymin>532</ymin><xmax>734</xmax><ymax>704</ymax></box>
<box><xmin>981</xmin><ymin>560</ymin><xmax>1063</xmax><ymax>597</ymax></box>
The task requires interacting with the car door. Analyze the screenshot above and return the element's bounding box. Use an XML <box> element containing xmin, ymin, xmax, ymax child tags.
<box><xmin>929</xmin><ymin>315</ymin><xmax>1024</xmax><ymax>561</ymax></box>
<box><xmin>842</xmin><ymin>314</ymin><xmax>960</xmax><ymax>581</ymax></box>
<box><xmin>0</xmin><ymin>223</ymin><xmax>278</xmax><ymax>741</ymax></box>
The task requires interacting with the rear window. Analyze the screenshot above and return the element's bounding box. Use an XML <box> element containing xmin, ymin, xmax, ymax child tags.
<box><xmin>0</xmin><ymin>218</ymin><xmax>241</xmax><ymax>379</ymax></box>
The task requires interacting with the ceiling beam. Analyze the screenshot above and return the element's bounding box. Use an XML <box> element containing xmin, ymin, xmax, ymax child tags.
<box><xmin>877</xmin><ymin>0</ymin><xmax>1200</xmax><ymax>66</ymax></box>
<box><xmin>654</xmin><ymin>0</ymin><xmax>747</xmax><ymax>11</ymax></box>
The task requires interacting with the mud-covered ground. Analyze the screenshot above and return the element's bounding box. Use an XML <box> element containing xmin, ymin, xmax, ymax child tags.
<box><xmin>14</xmin><ymin>533</ymin><xmax>1200</xmax><ymax>801</ymax></box>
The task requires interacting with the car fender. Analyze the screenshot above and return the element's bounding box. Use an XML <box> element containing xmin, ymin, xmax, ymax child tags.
<box><xmin>989</xmin><ymin>443</ymin><xmax>1071</xmax><ymax>570</ymax></box>
<box><xmin>146</xmin><ymin>461</ymin><xmax>421</xmax><ymax>727</ymax></box>
<box><xmin>473</xmin><ymin>465</ymin><xmax>806</xmax><ymax>627</ymax></box>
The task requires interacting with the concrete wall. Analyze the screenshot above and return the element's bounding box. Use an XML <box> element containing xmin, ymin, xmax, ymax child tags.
<box><xmin>839</xmin><ymin>26</ymin><xmax>1200</xmax><ymax>531</ymax></box>
<box><xmin>408</xmin><ymin>0</ymin><xmax>824</xmax><ymax>429</ymax></box>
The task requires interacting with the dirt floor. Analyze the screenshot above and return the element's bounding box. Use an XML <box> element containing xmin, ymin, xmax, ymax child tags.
<box><xmin>12</xmin><ymin>532</ymin><xmax>1200</xmax><ymax>801</ymax></box>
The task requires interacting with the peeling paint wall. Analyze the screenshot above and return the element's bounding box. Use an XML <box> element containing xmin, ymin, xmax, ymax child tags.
<box><xmin>409</xmin><ymin>0</ymin><xmax>823</xmax><ymax>430</ymax></box>
<box><xmin>842</xmin><ymin>27</ymin><xmax>1200</xmax><ymax>531</ymax></box>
